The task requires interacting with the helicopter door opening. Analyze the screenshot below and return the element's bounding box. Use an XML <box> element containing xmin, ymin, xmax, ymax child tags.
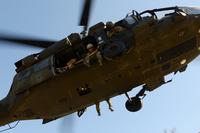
<box><xmin>54</xmin><ymin>35</ymin><xmax>98</xmax><ymax>73</ymax></box>
<box><xmin>82</xmin><ymin>36</ymin><xmax>98</xmax><ymax>48</ymax></box>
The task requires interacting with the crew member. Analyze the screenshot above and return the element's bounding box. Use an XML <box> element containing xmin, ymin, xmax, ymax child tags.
<box><xmin>106</xmin><ymin>21</ymin><xmax>115</xmax><ymax>38</ymax></box>
<box><xmin>84</xmin><ymin>43</ymin><xmax>103</xmax><ymax>67</ymax></box>
<box><xmin>95</xmin><ymin>98</ymin><xmax>114</xmax><ymax>116</ymax></box>
<box><xmin>106</xmin><ymin>21</ymin><xmax>125</xmax><ymax>38</ymax></box>
<box><xmin>106</xmin><ymin>98</ymin><xmax>114</xmax><ymax>112</ymax></box>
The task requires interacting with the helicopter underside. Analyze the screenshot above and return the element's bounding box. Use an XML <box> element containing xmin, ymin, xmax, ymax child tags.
<box><xmin>1</xmin><ymin>7</ymin><xmax>200</xmax><ymax>126</ymax></box>
<box><xmin>5</xmin><ymin>36</ymin><xmax>200</xmax><ymax>125</ymax></box>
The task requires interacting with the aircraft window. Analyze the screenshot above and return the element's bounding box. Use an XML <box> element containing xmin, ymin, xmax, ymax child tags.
<box><xmin>160</xmin><ymin>10</ymin><xmax>186</xmax><ymax>21</ymax></box>
<box><xmin>115</xmin><ymin>15</ymin><xmax>139</xmax><ymax>29</ymax></box>
<box><xmin>140</xmin><ymin>7</ymin><xmax>189</xmax><ymax>20</ymax></box>
<box><xmin>143</xmin><ymin>13</ymin><xmax>157</xmax><ymax>20</ymax></box>
<box><xmin>178</xmin><ymin>11</ymin><xmax>187</xmax><ymax>16</ymax></box>
<box><xmin>124</xmin><ymin>16</ymin><xmax>137</xmax><ymax>25</ymax></box>
<box><xmin>179</xmin><ymin>7</ymin><xmax>200</xmax><ymax>15</ymax></box>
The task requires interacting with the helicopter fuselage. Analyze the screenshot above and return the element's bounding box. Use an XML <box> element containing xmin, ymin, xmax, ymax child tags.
<box><xmin>0</xmin><ymin>7</ymin><xmax>200</xmax><ymax>126</ymax></box>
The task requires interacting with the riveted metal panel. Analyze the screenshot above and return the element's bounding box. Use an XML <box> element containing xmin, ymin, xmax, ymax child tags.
<box><xmin>13</xmin><ymin>56</ymin><xmax>56</xmax><ymax>94</ymax></box>
<box><xmin>156</xmin><ymin>37</ymin><xmax>197</xmax><ymax>64</ymax></box>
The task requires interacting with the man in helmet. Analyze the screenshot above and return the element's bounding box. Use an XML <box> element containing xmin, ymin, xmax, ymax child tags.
<box><xmin>95</xmin><ymin>98</ymin><xmax>114</xmax><ymax>116</ymax></box>
<box><xmin>106</xmin><ymin>21</ymin><xmax>125</xmax><ymax>38</ymax></box>
<box><xmin>83</xmin><ymin>43</ymin><xmax>95</xmax><ymax>67</ymax></box>
<box><xmin>83</xmin><ymin>43</ymin><xmax>103</xmax><ymax>67</ymax></box>
<box><xmin>106</xmin><ymin>21</ymin><xmax>115</xmax><ymax>37</ymax></box>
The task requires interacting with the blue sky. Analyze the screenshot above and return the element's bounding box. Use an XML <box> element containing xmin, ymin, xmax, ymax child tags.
<box><xmin>0</xmin><ymin>0</ymin><xmax>200</xmax><ymax>133</ymax></box>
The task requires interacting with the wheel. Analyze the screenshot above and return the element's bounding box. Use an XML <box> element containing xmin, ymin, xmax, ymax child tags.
<box><xmin>125</xmin><ymin>97</ymin><xmax>142</xmax><ymax>112</ymax></box>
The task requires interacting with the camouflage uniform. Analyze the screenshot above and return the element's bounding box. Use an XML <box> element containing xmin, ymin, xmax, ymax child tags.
<box><xmin>84</xmin><ymin>43</ymin><xmax>103</xmax><ymax>66</ymax></box>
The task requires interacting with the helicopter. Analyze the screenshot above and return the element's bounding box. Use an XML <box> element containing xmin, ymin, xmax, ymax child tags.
<box><xmin>0</xmin><ymin>0</ymin><xmax>200</xmax><ymax>128</ymax></box>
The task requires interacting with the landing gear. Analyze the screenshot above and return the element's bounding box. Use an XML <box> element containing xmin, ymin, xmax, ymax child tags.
<box><xmin>77</xmin><ymin>108</ymin><xmax>87</xmax><ymax>117</ymax></box>
<box><xmin>125</xmin><ymin>86</ymin><xmax>147</xmax><ymax>112</ymax></box>
<box><xmin>124</xmin><ymin>77</ymin><xmax>172</xmax><ymax>112</ymax></box>
<box><xmin>125</xmin><ymin>97</ymin><xmax>142</xmax><ymax>112</ymax></box>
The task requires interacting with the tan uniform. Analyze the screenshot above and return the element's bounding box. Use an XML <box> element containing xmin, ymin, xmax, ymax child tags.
<box><xmin>83</xmin><ymin>50</ymin><xmax>103</xmax><ymax>67</ymax></box>
<box><xmin>95</xmin><ymin>98</ymin><xmax>114</xmax><ymax>116</ymax></box>
<box><xmin>65</xmin><ymin>58</ymin><xmax>76</xmax><ymax>69</ymax></box>
<box><xmin>106</xmin><ymin>98</ymin><xmax>114</xmax><ymax>112</ymax></box>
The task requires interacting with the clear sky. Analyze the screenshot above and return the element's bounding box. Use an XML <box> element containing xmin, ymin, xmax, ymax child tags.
<box><xmin>0</xmin><ymin>0</ymin><xmax>200</xmax><ymax>133</ymax></box>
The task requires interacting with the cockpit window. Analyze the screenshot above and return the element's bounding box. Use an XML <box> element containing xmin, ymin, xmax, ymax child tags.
<box><xmin>179</xmin><ymin>7</ymin><xmax>200</xmax><ymax>15</ymax></box>
<box><xmin>139</xmin><ymin>7</ymin><xmax>189</xmax><ymax>20</ymax></box>
<box><xmin>115</xmin><ymin>11</ymin><xmax>140</xmax><ymax>29</ymax></box>
<box><xmin>124</xmin><ymin>16</ymin><xmax>137</xmax><ymax>25</ymax></box>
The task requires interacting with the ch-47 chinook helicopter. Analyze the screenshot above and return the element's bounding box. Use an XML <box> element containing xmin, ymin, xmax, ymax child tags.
<box><xmin>0</xmin><ymin>0</ymin><xmax>200</xmax><ymax>129</ymax></box>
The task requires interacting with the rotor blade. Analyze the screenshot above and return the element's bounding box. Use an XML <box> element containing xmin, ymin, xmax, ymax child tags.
<box><xmin>79</xmin><ymin>0</ymin><xmax>93</xmax><ymax>27</ymax></box>
<box><xmin>0</xmin><ymin>35</ymin><xmax>56</xmax><ymax>48</ymax></box>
